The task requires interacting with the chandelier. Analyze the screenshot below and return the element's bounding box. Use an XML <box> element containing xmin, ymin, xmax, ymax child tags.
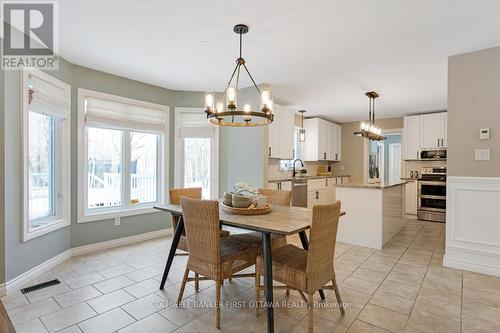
<box><xmin>354</xmin><ymin>91</ymin><xmax>385</xmax><ymax>141</ymax></box>
<box><xmin>204</xmin><ymin>24</ymin><xmax>274</xmax><ymax>126</ymax></box>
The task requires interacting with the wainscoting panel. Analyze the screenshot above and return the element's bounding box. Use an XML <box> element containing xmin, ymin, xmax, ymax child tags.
<box><xmin>444</xmin><ymin>176</ymin><xmax>500</xmax><ymax>276</ymax></box>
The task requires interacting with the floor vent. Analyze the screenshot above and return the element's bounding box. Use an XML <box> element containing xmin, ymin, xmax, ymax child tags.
<box><xmin>20</xmin><ymin>279</ymin><xmax>61</xmax><ymax>294</ymax></box>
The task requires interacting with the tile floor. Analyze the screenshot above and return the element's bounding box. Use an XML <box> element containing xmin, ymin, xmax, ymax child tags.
<box><xmin>3</xmin><ymin>219</ymin><xmax>500</xmax><ymax>332</ymax></box>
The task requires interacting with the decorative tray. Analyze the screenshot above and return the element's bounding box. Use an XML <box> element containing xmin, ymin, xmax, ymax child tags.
<box><xmin>221</xmin><ymin>203</ymin><xmax>272</xmax><ymax>215</ymax></box>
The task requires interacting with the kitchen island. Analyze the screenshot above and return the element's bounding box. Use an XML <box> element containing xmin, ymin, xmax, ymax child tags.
<box><xmin>335</xmin><ymin>181</ymin><xmax>407</xmax><ymax>249</ymax></box>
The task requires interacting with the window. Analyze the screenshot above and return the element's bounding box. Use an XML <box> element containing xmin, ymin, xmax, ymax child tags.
<box><xmin>22</xmin><ymin>69</ymin><xmax>71</xmax><ymax>241</ymax></box>
<box><xmin>78</xmin><ymin>89</ymin><xmax>168</xmax><ymax>222</ymax></box>
<box><xmin>175</xmin><ymin>108</ymin><xmax>218</xmax><ymax>199</ymax></box>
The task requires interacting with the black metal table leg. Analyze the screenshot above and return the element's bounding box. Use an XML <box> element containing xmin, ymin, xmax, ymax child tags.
<box><xmin>159</xmin><ymin>215</ymin><xmax>184</xmax><ymax>290</ymax></box>
<box><xmin>262</xmin><ymin>232</ymin><xmax>275</xmax><ymax>333</ymax></box>
<box><xmin>299</xmin><ymin>230</ymin><xmax>326</xmax><ymax>300</ymax></box>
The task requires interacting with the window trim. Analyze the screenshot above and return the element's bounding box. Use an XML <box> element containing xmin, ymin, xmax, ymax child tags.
<box><xmin>77</xmin><ymin>89</ymin><xmax>169</xmax><ymax>223</ymax></box>
<box><xmin>21</xmin><ymin>68</ymin><xmax>71</xmax><ymax>241</ymax></box>
<box><xmin>174</xmin><ymin>107</ymin><xmax>219</xmax><ymax>199</ymax></box>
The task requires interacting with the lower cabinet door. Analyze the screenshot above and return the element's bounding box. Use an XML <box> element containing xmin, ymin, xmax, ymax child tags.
<box><xmin>405</xmin><ymin>181</ymin><xmax>418</xmax><ymax>215</ymax></box>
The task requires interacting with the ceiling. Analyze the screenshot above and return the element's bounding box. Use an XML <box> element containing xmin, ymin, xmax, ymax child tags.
<box><xmin>59</xmin><ymin>0</ymin><xmax>500</xmax><ymax>122</ymax></box>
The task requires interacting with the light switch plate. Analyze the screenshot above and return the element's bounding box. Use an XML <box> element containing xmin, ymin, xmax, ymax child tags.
<box><xmin>475</xmin><ymin>149</ymin><xmax>490</xmax><ymax>161</ymax></box>
<box><xmin>480</xmin><ymin>128</ymin><xmax>490</xmax><ymax>140</ymax></box>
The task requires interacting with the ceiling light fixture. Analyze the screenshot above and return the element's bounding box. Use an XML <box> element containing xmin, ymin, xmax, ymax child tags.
<box><xmin>204</xmin><ymin>24</ymin><xmax>274</xmax><ymax>126</ymax></box>
<box><xmin>298</xmin><ymin>110</ymin><xmax>306</xmax><ymax>142</ymax></box>
<box><xmin>354</xmin><ymin>91</ymin><xmax>385</xmax><ymax>141</ymax></box>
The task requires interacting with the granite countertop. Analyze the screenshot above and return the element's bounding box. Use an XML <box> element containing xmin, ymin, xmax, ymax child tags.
<box><xmin>268</xmin><ymin>175</ymin><xmax>351</xmax><ymax>183</ymax></box>
<box><xmin>335</xmin><ymin>180</ymin><xmax>409</xmax><ymax>189</ymax></box>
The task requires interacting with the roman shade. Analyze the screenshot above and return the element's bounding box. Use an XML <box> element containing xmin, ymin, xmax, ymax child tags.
<box><xmin>84</xmin><ymin>95</ymin><xmax>167</xmax><ymax>131</ymax></box>
<box><xmin>28</xmin><ymin>73</ymin><xmax>71</xmax><ymax>117</ymax></box>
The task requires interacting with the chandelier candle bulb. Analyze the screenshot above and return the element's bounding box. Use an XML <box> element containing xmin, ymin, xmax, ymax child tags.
<box><xmin>226</xmin><ymin>87</ymin><xmax>237</xmax><ymax>109</ymax></box>
<box><xmin>243</xmin><ymin>103</ymin><xmax>251</xmax><ymax>122</ymax></box>
<box><xmin>205</xmin><ymin>93</ymin><xmax>214</xmax><ymax>111</ymax></box>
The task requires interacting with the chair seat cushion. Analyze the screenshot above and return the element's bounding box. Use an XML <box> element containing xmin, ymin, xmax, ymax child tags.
<box><xmin>230</xmin><ymin>232</ymin><xmax>287</xmax><ymax>250</ymax></box>
<box><xmin>180</xmin><ymin>229</ymin><xmax>230</xmax><ymax>253</ymax></box>
<box><xmin>256</xmin><ymin>244</ymin><xmax>308</xmax><ymax>291</ymax></box>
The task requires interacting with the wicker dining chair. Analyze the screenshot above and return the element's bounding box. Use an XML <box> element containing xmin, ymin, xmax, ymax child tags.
<box><xmin>169</xmin><ymin>187</ymin><xmax>231</xmax><ymax>254</ymax></box>
<box><xmin>177</xmin><ymin>198</ymin><xmax>258</xmax><ymax>329</ymax></box>
<box><xmin>255</xmin><ymin>201</ymin><xmax>345</xmax><ymax>333</ymax></box>
<box><xmin>229</xmin><ymin>188</ymin><xmax>291</xmax><ymax>249</ymax></box>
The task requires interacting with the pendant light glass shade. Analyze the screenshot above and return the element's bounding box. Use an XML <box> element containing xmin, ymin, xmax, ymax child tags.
<box><xmin>298</xmin><ymin>110</ymin><xmax>306</xmax><ymax>142</ymax></box>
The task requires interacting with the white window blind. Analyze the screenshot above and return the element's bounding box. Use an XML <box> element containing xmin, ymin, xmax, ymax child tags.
<box><xmin>28</xmin><ymin>73</ymin><xmax>71</xmax><ymax>117</ymax></box>
<box><xmin>178</xmin><ymin>110</ymin><xmax>214</xmax><ymax>137</ymax></box>
<box><xmin>84</xmin><ymin>95</ymin><xmax>167</xmax><ymax>131</ymax></box>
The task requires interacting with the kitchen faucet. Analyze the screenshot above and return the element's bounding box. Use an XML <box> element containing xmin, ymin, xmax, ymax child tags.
<box><xmin>292</xmin><ymin>159</ymin><xmax>304</xmax><ymax>177</ymax></box>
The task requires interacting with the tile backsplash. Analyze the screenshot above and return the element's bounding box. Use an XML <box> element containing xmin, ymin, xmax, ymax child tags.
<box><xmin>268</xmin><ymin>159</ymin><xmax>330</xmax><ymax>179</ymax></box>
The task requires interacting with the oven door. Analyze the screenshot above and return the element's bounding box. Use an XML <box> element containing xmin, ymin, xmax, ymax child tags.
<box><xmin>418</xmin><ymin>181</ymin><xmax>446</xmax><ymax>212</ymax></box>
<box><xmin>419</xmin><ymin>181</ymin><xmax>446</xmax><ymax>197</ymax></box>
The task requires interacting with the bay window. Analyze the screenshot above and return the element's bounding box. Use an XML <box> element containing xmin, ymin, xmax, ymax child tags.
<box><xmin>78</xmin><ymin>89</ymin><xmax>169</xmax><ymax>222</ymax></box>
<box><xmin>22</xmin><ymin>69</ymin><xmax>71</xmax><ymax>241</ymax></box>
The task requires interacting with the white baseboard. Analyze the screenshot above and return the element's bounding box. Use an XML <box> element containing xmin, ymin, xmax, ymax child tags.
<box><xmin>1</xmin><ymin>228</ymin><xmax>172</xmax><ymax>296</ymax></box>
<box><xmin>2</xmin><ymin>249</ymin><xmax>72</xmax><ymax>295</ymax></box>
<box><xmin>444</xmin><ymin>253</ymin><xmax>500</xmax><ymax>277</ymax></box>
<box><xmin>445</xmin><ymin>176</ymin><xmax>500</xmax><ymax>277</ymax></box>
<box><xmin>71</xmin><ymin>228</ymin><xmax>172</xmax><ymax>257</ymax></box>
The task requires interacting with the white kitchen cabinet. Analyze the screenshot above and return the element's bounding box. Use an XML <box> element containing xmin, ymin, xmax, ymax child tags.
<box><xmin>303</xmin><ymin>118</ymin><xmax>341</xmax><ymax>161</ymax></box>
<box><xmin>419</xmin><ymin>112</ymin><xmax>447</xmax><ymax>149</ymax></box>
<box><xmin>403</xmin><ymin>115</ymin><xmax>420</xmax><ymax>160</ymax></box>
<box><xmin>333</xmin><ymin>124</ymin><xmax>342</xmax><ymax>161</ymax></box>
<box><xmin>325</xmin><ymin>178</ymin><xmax>336</xmax><ymax>202</ymax></box>
<box><xmin>267</xmin><ymin>105</ymin><xmax>295</xmax><ymax>159</ymax></box>
<box><xmin>267</xmin><ymin>181</ymin><xmax>291</xmax><ymax>191</ymax></box>
<box><xmin>405</xmin><ymin>180</ymin><xmax>418</xmax><ymax>215</ymax></box>
<box><xmin>307</xmin><ymin>189</ymin><xmax>326</xmax><ymax>208</ymax></box>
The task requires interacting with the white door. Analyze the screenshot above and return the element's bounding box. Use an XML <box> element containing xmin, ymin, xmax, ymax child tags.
<box><xmin>175</xmin><ymin>109</ymin><xmax>218</xmax><ymax>199</ymax></box>
<box><xmin>268</xmin><ymin>107</ymin><xmax>281</xmax><ymax>158</ymax></box>
<box><xmin>389</xmin><ymin>143</ymin><xmax>402</xmax><ymax>184</ymax></box>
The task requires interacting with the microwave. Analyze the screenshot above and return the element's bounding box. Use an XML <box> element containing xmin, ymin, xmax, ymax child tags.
<box><xmin>420</xmin><ymin>149</ymin><xmax>446</xmax><ymax>160</ymax></box>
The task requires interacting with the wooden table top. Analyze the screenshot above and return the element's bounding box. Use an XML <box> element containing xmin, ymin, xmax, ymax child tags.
<box><xmin>154</xmin><ymin>202</ymin><xmax>345</xmax><ymax>236</ymax></box>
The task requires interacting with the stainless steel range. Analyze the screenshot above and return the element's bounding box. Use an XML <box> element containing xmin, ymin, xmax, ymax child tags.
<box><xmin>418</xmin><ymin>167</ymin><xmax>446</xmax><ymax>223</ymax></box>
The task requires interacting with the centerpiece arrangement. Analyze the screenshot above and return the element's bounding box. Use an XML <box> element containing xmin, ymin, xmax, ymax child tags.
<box><xmin>222</xmin><ymin>183</ymin><xmax>271</xmax><ymax>215</ymax></box>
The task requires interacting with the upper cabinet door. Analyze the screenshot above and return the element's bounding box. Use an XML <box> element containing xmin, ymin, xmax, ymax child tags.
<box><xmin>267</xmin><ymin>105</ymin><xmax>295</xmax><ymax>159</ymax></box>
<box><xmin>403</xmin><ymin>115</ymin><xmax>420</xmax><ymax>159</ymax></box>
<box><xmin>318</xmin><ymin>119</ymin><xmax>329</xmax><ymax>161</ymax></box>
<box><xmin>333</xmin><ymin>124</ymin><xmax>342</xmax><ymax>161</ymax></box>
<box><xmin>279</xmin><ymin>108</ymin><xmax>295</xmax><ymax>159</ymax></box>
<box><xmin>268</xmin><ymin>107</ymin><xmax>281</xmax><ymax>158</ymax></box>
<box><xmin>303</xmin><ymin>118</ymin><xmax>320</xmax><ymax>161</ymax></box>
<box><xmin>420</xmin><ymin>112</ymin><xmax>446</xmax><ymax>149</ymax></box>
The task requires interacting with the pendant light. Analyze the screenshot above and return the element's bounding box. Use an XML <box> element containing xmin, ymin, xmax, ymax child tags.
<box><xmin>204</xmin><ymin>24</ymin><xmax>274</xmax><ymax>126</ymax></box>
<box><xmin>298</xmin><ymin>110</ymin><xmax>306</xmax><ymax>142</ymax></box>
<box><xmin>354</xmin><ymin>91</ymin><xmax>385</xmax><ymax>141</ymax></box>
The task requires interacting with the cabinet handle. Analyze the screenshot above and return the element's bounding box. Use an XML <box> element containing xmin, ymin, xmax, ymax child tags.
<box><xmin>323</xmin><ymin>152</ymin><xmax>326</xmax><ymax>160</ymax></box>
<box><xmin>335</xmin><ymin>153</ymin><xmax>338</xmax><ymax>160</ymax></box>
<box><xmin>437</xmin><ymin>138</ymin><xmax>440</xmax><ymax>147</ymax></box>
<box><xmin>315</xmin><ymin>191</ymin><xmax>319</xmax><ymax>200</ymax></box>
<box><xmin>292</xmin><ymin>149</ymin><xmax>295</xmax><ymax>159</ymax></box>
<box><xmin>326</xmin><ymin>179</ymin><xmax>328</xmax><ymax>186</ymax></box>
<box><xmin>278</xmin><ymin>182</ymin><xmax>281</xmax><ymax>190</ymax></box>
<box><xmin>268</xmin><ymin>147</ymin><xmax>271</xmax><ymax>156</ymax></box>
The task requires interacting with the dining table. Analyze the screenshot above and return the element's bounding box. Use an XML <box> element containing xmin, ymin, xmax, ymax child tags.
<box><xmin>154</xmin><ymin>201</ymin><xmax>345</xmax><ymax>333</ymax></box>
